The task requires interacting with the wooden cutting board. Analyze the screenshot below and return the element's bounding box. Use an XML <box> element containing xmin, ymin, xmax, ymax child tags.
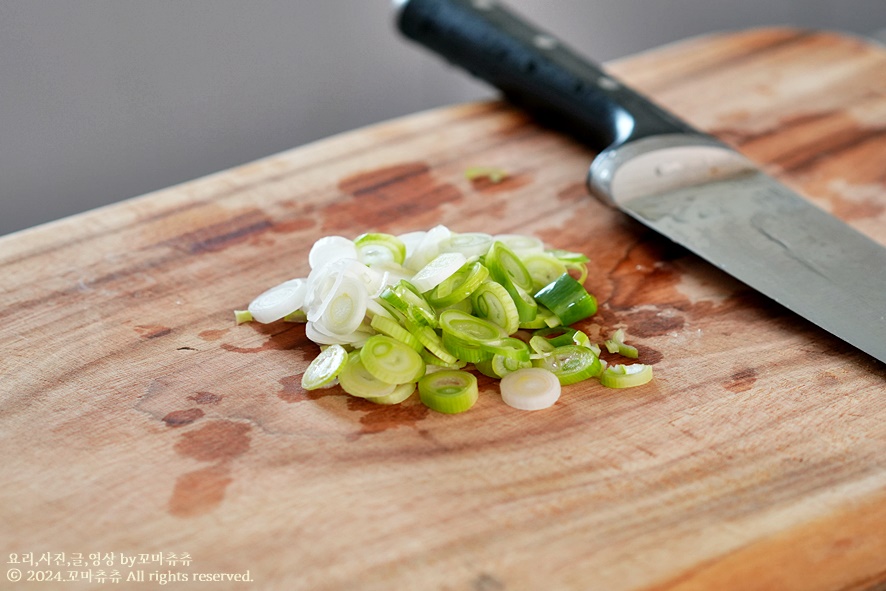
<box><xmin>2</xmin><ymin>28</ymin><xmax>885</xmax><ymax>591</ymax></box>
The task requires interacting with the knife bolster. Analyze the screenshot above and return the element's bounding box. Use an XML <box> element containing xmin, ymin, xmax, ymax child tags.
<box><xmin>587</xmin><ymin>134</ymin><xmax>755</xmax><ymax>207</ymax></box>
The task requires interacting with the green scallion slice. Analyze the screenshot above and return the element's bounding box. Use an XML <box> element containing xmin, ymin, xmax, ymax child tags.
<box><xmin>354</xmin><ymin>232</ymin><xmax>407</xmax><ymax>266</ymax></box>
<box><xmin>427</xmin><ymin>260</ymin><xmax>489</xmax><ymax>307</ymax></box>
<box><xmin>440</xmin><ymin>309</ymin><xmax>508</xmax><ymax>345</ymax></box>
<box><xmin>369</xmin><ymin>314</ymin><xmax>424</xmax><ymax>352</ymax></box>
<box><xmin>338</xmin><ymin>352</ymin><xmax>398</xmax><ymax>399</ymax></box>
<box><xmin>604</xmin><ymin>328</ymin><xmax>639</xmax><ymax>358</ymax></box>
<box><xmin>410</xmin><ymin>324</ymin><xmax>459</xmax><ymax>365</ymax></box>
<box><xmin>441</xmin><ymin>331</ymin><xmax>494</xmax><ymax>363</ymax></box>
<box><xmin>234</xmin><ymin>309</ymin><xmax>253</xmax><ymax>324</ymax></box>
<box><xmin>491</xmin><ymin>353</ymin><xmax>532</xmax><ymax>377</ymax></box>
<box><xmin>533</xmin><ymin>274</ymin><xmax>597</xmax><ymax>326</ymax></box>
<box><xmin>301</xmin><ymin>344</ymin><xmax>349</xmax><ymax>390</ymax></box>
<box><xmin>418</xmin><ymin>370</ymin><xmax>479</xmax><ymax>414</ymax></box>
<box><xmin>486</xmin><ymin>241</ymin><xmax>534</xmax><ymax>292</ymax></box>
<box><xmin>366</xmin><ymin>382</ymin><xmax>416</xmax><ymax>405</ymax></box>
<box><xmin>359</xmin><ymin>335</ymin><xmax>425</xmax><ymax>385</ymax></box>
<box><xmin>532</xmin><ymin>345</ymin><xmax>602</xmax><ymax>385</ymax></box>
<box><xmin>599</xmin><ymin>364</ymin><xmax>653</xmax><ymax>389</ymax></box>
<box><xmin>522</xmin><ymin>252</ymin><xmax>569</xmax><ymax>291</ymax></box>
<box><xmin>471</xmin><ymin>280</ymin><xmax>520</xmax><ymax>334</ymax></box>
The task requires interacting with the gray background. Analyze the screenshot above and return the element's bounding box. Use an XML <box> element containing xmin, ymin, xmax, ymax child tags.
<box><xmin>2</xmin><ymin>1</ymin><xmax>884</xmax><ymax>237</ymax></box>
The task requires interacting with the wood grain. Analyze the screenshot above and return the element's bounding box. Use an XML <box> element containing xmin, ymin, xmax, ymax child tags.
<box><xmin>1</xmin><ymin>28</ymin><xmax>885</xmax><ymax>591</ymax></box>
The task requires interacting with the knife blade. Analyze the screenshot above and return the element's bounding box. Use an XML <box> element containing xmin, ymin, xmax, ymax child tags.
<box><xmin>395</xmin><ymin>0</ymin><xmax>886</xmax><ymax>364</ymax></box>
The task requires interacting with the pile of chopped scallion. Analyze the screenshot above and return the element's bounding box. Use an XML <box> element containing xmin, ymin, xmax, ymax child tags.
<box><xmin>237</xmin><ymin>226</ymin><xmax>653</xmax><ymax>413</ymax></box>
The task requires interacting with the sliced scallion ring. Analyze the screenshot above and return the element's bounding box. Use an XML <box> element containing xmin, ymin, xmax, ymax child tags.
<box><xmin>604</xmin><ymin>328</ymin><xmax>639</xmax><ymax>358</ymax></box>
<box><xmin>441</xmin><ymin>332</ymin><xmax>493</xmax><ymax>363</ymax></box>
<box><xmin>444</xmin><ymin>232</ymin><xmax>494</xmax><ymax>258</ymax></box>
<box><xmin>301</xmin><ymin>344</ymin><xmax>348</xmax><ymax>390</ymax></box>
<box><xmin>308</xmin><ymin>236</ymin><xmax>357</xmax><ymax>269</ymax></box>
<box><xmin>491</xmin><ymin>354</ymin><xmax>532</xmax><ymax>377</ymax></box>
<box><xmin>248</xmin><ymin>278</ymin><xmax>307</xmax><ymax>324</ymax></box>
<box><xmin>471</xmin><ymin>280</ymin><xmax>519</xmax><ymax>334</ymax></box>
<box><xmin>486</xmin><ymin>241</ymin><xmax>534</xmax><ymax>293</ymax></box>
<box><xmin>418</xmin><ymin>370</ymin><xmax>478</xmax><ymax>414</ymax></box>
<box><xmin>440</xmin><ymin>309</ymin><xmax>507</xmax><ymax>345</ymax></box>
<box><xmin>368</xmin><ymin>314</ymin><xmax>422</xmax><ymax>352</ymax></box>
<box><xmin>410</xmin><ymin>252</ymin><xmax>468</xmax><ymax>293</ymax></box>
<box><xmin>360</xmin><ymin>335</ymin><xmax>425</xmax><ymax>384</ymax></box>
<box><xmin>533</xmin><ymin>274</ymin><xmax>597</xmax><ymax>326</ymax></box>
<box><xmin>599</xmin><ymin>364</ymin><xmax>653</xmax><ymax>388</ymax></box>
<box><xmin>427</xmin><ymin>260</ymin><xmax>489</xmax><ymax>307</ymax></box>
<box><xmin>354</xmin><ymin>233</ymin><xmax>406</xmax><ymax>266</ymax></box>
<box><xmin>500</xmin><ymin>368</ymin><xmax>561</xmax><ymax>410</ymax></box>
<box><xmin>532</xmin><ymin>345</ymin><xmax>602</xmax><ymax>385</ymax></box>
<box><xmin>409</xmin><ymin>324</ymin><xmax>459</xmax><ymax>365</ymax></box>
<box><xmin>366</xmin><ymin>381</ymin><xmax>417</xmax><ymax>405</ymax></box>
<box><xmin>522</xmin><ymin>252</ymin><xmax>569</xmax><ymax>291</ymax></box>
<box><xmin>338</xmin><ymin>352</ymin><xmax>398</xmax><ymax>398</ymax></box>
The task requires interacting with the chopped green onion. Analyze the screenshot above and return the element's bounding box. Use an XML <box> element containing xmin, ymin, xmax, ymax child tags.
<box><xmin>443</xmin><ymin>232</ymin><xmax>494</xmax><ymax>258</ymax></box>
<box><xmin>369</xmin><ymin>314</ymin><xmax>424</xmax><ymax>352</ymax></box>
<box><xmin>493</xmin><ymin>234</ymin><xmax>544</xmax><ymax>255</ymax></box>
<box><xmin>441</xmin><ymin>331</ymin><xmax>494</xmax><ymax>364</ymax></box>
<box><xmin>338</xmin><ymin>352</ymin><xmax>398</xmax><ymax>398</ymax></box>
<box><xmin>470</xmin><ymin>281</ymin><xmax>520</xmax><ymax>334</ymax></box>
<box><xmin>410</xmin><ymin>324</ymin><xmax>459</xmax><ymax>365</ymax></box>
<box><xmin>234</xmin><ymin>309</ymin><xmax>253</xmax><ymax>324</ymax></box>
<box><xmin>366</xmin><ymin>382</ymin><xmax>416</xmax><ymax>405</ymax></box>
<box><xmin>486</xmin><ymin>241</ymin><xmax>534</xmax><ymax>293</ymax></box>
<box><xmin>418</xmin><ymin>370</ymin><xmax>479</xmax><ymax>414</ymax></box>
<box><xmin>599</xmin><ymin>364</ymin><xmax>653</xmax><ymax>388</ymax></box>
<box><xmin>410</xmin><ymin>252</ymin><xmax>468</xmax><ymax>293</ymax></box>
<box><xmin>522</xmin><ymin>252</ymin><xmax>569</xmax><ymax>291</ymax></box>
<box><xmin>533</xmin><ymin>274</ymin><xmax>597</xmax><ymax>326</ymax></box>
<box><xmin>440</xmin><ymin>309</ymin><xmax>507</xmax><ymax>345</ymax></box>
<box><xmin>301</xmin><ymin>344</ymin><xmax>348</xmax><ymax>390</ymax></box>
<box><xmin>500</xmin><ymin>368</ymin><xmax>561</xmax><ymax>410</ymax></box>
<box><xmin>248</xmin><ymin>278</ymin><xmax>307</xmax><ymax>324</ymax></box>
<box><xmin>379</xmin><ymin>280</ymin><xmax>437</xmax><ymax>327</ymax></box>
<box><xmin>354</xmin><ymin>233</ymin><xmax>407</xmax><ymax>266</ymax></box>
<box><xmin>604</xmin><ymin>328</ymin><xmax>639</xmax><ymax>358</ymax></box>
<box><xmin>360</xmin><ymin>335</ymin><xmax>425</xmax><ymax>385</ymax></box>
<box><xmin>532</xmin><ymin>345</ymin><xmax>602</xmax><ymax>385</ymax></box>
<box><xmin>491</xmin><ymin>353</ymin><xmax>532</xmax><ymax>377</ymax></box>
<box><xmin>465</xmin><ymin>166</ymin><xmax>508</xmax><ymax>183</ymax></box>
<box><xmin>283</xmin><ymin>310</ymin><xmax>307</xmax><ymax>323</ymax></box>
<box><xmin>426</xmin><ymin>260</ymin><xmax>488</xmax><ymax>307</ymax></box>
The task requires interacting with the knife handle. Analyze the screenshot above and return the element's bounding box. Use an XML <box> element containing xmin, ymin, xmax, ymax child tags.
<box><xmin>396</xmin><ymin>0</ymin><xmax>698</xmax><ymax>151</ymax></box>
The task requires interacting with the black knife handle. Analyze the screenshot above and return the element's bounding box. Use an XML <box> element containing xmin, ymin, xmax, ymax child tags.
<box><xmin>396</xmin><ymin>0</ymin><xmax>699</xmax><ymax>151</ymax></box>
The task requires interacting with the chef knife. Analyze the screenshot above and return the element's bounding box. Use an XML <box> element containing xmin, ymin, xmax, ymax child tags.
<box><xmin>395</xmin><ymin>0</ymin><xmax>886</xmax><ymax>364</ymax></box>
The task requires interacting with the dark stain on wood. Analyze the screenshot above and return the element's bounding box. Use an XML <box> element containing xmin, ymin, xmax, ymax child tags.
<box><xmin>346</xmin><ymin>395</ymin><xmax>430</xmax><ymax>435</ymax></box>
<box><xmin>173</xmin><ymin>420</ymin><xmax>252</xmax><ymax>463</ymax></box>
<box><xmin>725</xmin><ymin>368</ymin><xmax>759</xmax><ymax>393</ymax></box>
<box><xmin>198</xmin><ymin>329</ymin><xmax>229</xmax><ymax>341</ymax></box>
<box><xmin>271</xmin><ymin>217</ymin><xmax>315</xmax><ymax>234</ymax></box>
<box><xmin>277</xmin><ymin>374</ymin><xmax>344</xmax><ymax>403</ymax></box>
<box><xmin>620</xmin><ymin>308</ymin><xmax>686</xmax><ymax>338</ymax></box>
<box><xmin>332</xmin><ymin>162</ymin><xmax>463</xmax><ymax>230</ymax></box>
<box><xmin>221</xmin><ymin>322</ymin><xmax>309</xmax><ymax>354</ymax></box>
<box><xmin>189</xmin><ymin>391</ymin><xmax>223</xmax><ymax>405</ymax></box>
<box><xmin>135</xmin><ymin>325</ymin><xmax>172</xmax><ymax>339</ymax></box>
<box><xmin>165</xmin><ymin>209</ymin><xmax>273</xmax><ymax>254</ymax></box>
<box><xmin>168</xmin><ymin>464</ymin><xmax>234</xmax><ymax>518</ymax></box>
<box><xmin>162</xmin><ymin>408</ymin><xmax>205</xmax><ymax>427</ymax></box>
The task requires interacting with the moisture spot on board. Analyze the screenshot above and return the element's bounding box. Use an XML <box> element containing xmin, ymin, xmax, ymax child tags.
<box><xmin>162</xmin><ymin>408</ymin><xmax>205</xmax><ymax>428</ymax></box>
<box><xmin>168</xmin><ymin>464</ymin><xmax>234</xmax><ymax>518</ymax></box>
<box><xmin>135</xmin><ymin>325</ymin><xmax>172</xmax><ymax>339</ymax></box>
<box><xmin>173</xmin><ymin>420</ymin><xmax>252</xmax><ymax>463</ymax></box>
<box><xmin>198</xmin><ymin>328</ymin><xmax>229</xmax><ymax>341</ymax></box>
<box><xmin>189</xmin><ymin>391</ymin><xmax>223</xmax><ymax>405</ymax></box>
<box><xmin>724</xmin><ymin>368</ymin><xmax>758</xmax><ymax>393</ymax></box>
<box><xmin>221</xmin><ymin>322</ymin><xmax>310</xmax><ymax>354</ymax></box>
<box><xmin>277</xmin><ymin>374</ymin><xmax>343</xmax><ymax>403</ymax></box>
<box><xmin>346</xmin><ymin>396</ymin><xmax>430</xmax><ymax>436</ymax></box>
<box><xmin>332</xmin><ymin>162</ymin><xmax>463</xmax><ymax>230</ymax></box>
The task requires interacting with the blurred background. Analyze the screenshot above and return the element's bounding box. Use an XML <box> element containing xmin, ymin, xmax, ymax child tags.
<box><xmin>2</xmin><ymin>1</ymin><xmax>884</xmax><ymax>236</ymax></box>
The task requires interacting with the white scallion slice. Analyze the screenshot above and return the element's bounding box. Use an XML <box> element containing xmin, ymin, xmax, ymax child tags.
<box><xmin>410</xmin><ymin>252</ymin><xmax>468</xmax><ymax>293</ymax></box>
<box><xmin>599</xmin><ymin>364</ymin><xmax>653</xmax><ymax>389</ymax></box>
<box><xmin>301</xmin><ymin>344</ymin><xmax>348</xmax><ymax>390</ymax></box>
<box><xmin>317</xmin><ymin>274</ymin><xmax>368</xmax><ymax>336</ymax></box>
<box><xmin>493</xmin><ymin>234</ymin><xmax>544</xmax><ymax>255</ymax></box>
<box><xmin>247</xmin><ymin>278</ymin><xmax>307</xmax><ymax>324</ymax></box>
<box><xmin>418</xmin><ymin>370</ymin><xmax>478</xmax><ymax>414</ymax></box>
<box><xmin>308</xmin><ymin>236</ymin><xmax>357</xmax><ymax>269</ymax></box>
<box><xmin>500</xmin><ymin>368</ymin><xmax>561</xmax><ymax>410</ymax></box>
<box><xmin>443</xmin><ymin>232</ymin><xmax>494</xmax><ymax>258</ymax></box>
<box><xmin>405</xmin><ymin>225</ymin><xmax>451</xmax><ymax>271</ymax></box>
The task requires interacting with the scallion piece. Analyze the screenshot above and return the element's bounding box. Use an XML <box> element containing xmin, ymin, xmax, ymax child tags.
<box><xmin>338</xmin><ymin>352</ymin><xmax>398</xmax><ymax>399</ymax></box>
<box><xmin>369</xmin><ymin>314</ymin><xmax>424</xmax><ymax>352</ymax></box>
<box><xmin>410</xmin><ymin>252</ymin><xmax>468</xmax><ymax>293</ymax></box>
<box><xmin>440</xmin><ymin>309</ymin><xmax>507</xmax><ymax>345</ymax></box>
<box><xmin>234</xmin><ymin>309</ymin><xmax>253</xmax><ymax>324</ymax></box>
<box><xmin>522</xmin><ymin>252</ymin><xmax>569</xmax><ymax>291</ymax></box>
<box><xmin>491</xmin><ymin>354</ymin><xmax>532</xmax><ymax>377</ymax></box>
<box><xmin>486</xmin><ymin>241</ymin><xmax>534</xmax><ymax>293</ymax></box>
<box><xmin>500</xmin><ymin>368</ymin><xmax>561</xmax><ymax>410</ymax></box>
<box><xmin>301</xmin><ymin>344</ymin><xmax>348</xmax><ymax>390</ymax></box>
<box><xmin>360</xmin><ymin>335</ymin><xmax>425</xmax><ymax>385</ymax></box>
<box><xmin>410</xmin><ymin>324</ymin><xmax>459</xmax><ymax>365</ymax></box>
<box><xmin>604</xmin><ymin>328</ymin><xmax>639</xmax><ymax>358</ymax></box>
<box><xmin>533</xmin><ymin>274</ymin><xmax>597</xmax><ymax>326</ymax></box>
<box><xmin>248</xmin><ymin>278</ymin><xmax>307</xmax><ymax>324</ymax></box>
<box><xmin>443</xmin><ymin>232</ymin><xmax>494</xmax><ymax>258</ymax></box>
<box><xmin>599</xmin><ymin>364</ymin><xmax>653</xmax><ymax>389</ymax></box>
<box><xmin>471</xmin><ymin>280</ymin><xmax>520</xmax><ymax>334</ymax></box>
<box><xmin>418</xmin><ymin>370</ymin><xmax>479</xmax><ymax>414</ymax></box>
<box><xmin>426</xmin><ymin>260</ymin><xmax>488</xmax><ymax>307</ymax></box>
<box><xmin>354</xmin><ymin>232</ymin><xmax>406</xmax><ymax>266</ymax></box>
<box><xmin>465</xmin><ymin>166</ymin><xmax>508</xmax><ymax>183</ymax></box>
<box><xmin>441</xmin><ymin>332</ymin><xmax>494</xmax><ymax>364</ymax></box>
<box><xmin>366</xmin><ymin>382</ymin><xmax>416</xmax><ymax>405</ymax></box>
<box><xmin>532</xmin><ymin>345</ymin><xmax>602</xmax><ymax>385</ymax></box>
